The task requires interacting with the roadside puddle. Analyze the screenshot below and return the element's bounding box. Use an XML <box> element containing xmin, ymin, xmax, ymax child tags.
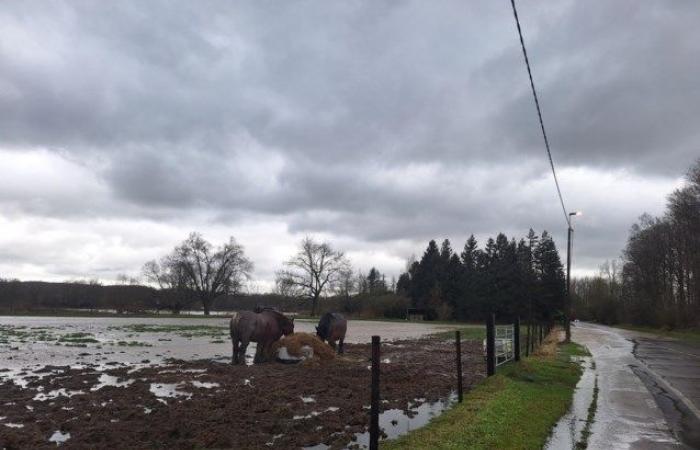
<box><xmin>544</xmin><ymin>356</ymin><xmax>596</xmax><ymax>449</ymax></box>
<box><xmin>304</xmin><ymin>393</ymin><xmax>459</xmax><ymax>449</ymax></box>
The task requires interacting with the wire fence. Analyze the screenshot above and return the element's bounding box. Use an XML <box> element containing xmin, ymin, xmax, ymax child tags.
<box><xmin>367</xmin><ymin>314</ymin><xmax>554</xmax><ymax>448</ymax></box>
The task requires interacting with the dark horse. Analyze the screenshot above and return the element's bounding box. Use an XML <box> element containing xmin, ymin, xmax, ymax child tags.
<box><xmin>230</xmin><ymin>309</ymin><xmax>294</xmax><ymax>364</ymax></box>
<box><xmin>316</xmin><ymin>312</ymin><xmax>347</xmax><ymax>354</ymax></box>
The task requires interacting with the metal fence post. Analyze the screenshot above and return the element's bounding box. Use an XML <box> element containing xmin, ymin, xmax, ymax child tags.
<box><xmin>455</xmin><ymin>330</ymin><xmax>463</xmax><ymax>402</ymax></box>
<box><xmin>514</xmin><ymin>317</ymin><xmax>521</xmax><ymax>362</ymax></box>
<box><xmin>486</xmin><ymin>313</ymin><xmax>495</xmax><ymax>376</ymax></box>
<box><xmin>370</xmin><ymin>335</ymin><xmax>380</xmax><ymax>450</ymax></box>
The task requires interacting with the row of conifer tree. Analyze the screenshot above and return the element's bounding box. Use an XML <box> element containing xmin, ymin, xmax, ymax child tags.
<box><xmin>395</xmin><ymin>230</ymin><xmax>566</xmax><ymax>322</ymax></box>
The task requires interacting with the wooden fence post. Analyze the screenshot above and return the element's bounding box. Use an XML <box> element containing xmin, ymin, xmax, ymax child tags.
<box><xmin>486</xmin><ymin>313</ymin><xmax>495</xmax><ymax>376</ymax></box>
<box><xmin>370</xmin><ymin>336</ymin><xmax>380</xmax><ymax>450</ymax></box>
<box><xmin>455</xmin><ymin>330</ymin><xmax>463</xmax><ymax>402</ymax></box>
<box><xmin>514</xmin><ymin>316</ymin><xmax>521</xmax><ymax>362</ymax></box>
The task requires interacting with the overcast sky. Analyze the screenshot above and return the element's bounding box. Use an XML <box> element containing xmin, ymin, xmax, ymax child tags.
<box><xmin>1</xmin><ymin>1</ymin><xmax>697</xmax><ymax>289</ymax></box>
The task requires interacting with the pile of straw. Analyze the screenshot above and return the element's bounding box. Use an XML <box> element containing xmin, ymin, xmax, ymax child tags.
<box><xmin>273</xmin><ymin>332</ymin><xmax>336</xmax><ymax>361</ymax></box>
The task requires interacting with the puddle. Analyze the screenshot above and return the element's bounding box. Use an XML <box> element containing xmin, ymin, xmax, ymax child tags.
<box><xmin>91</xmin><ymin>374</ymin><xmax>135</xmax><ymax>391</ymax></box>
<box><xmin>191</xmin><ymin>381</ymin><xmax>219</xmax><ymax>389</ymax></box>
<box><xmin>158</xmin><ymin>368</ymin><xmax>207</xmax><ymax>374</ymax></box>
<box><xmin>348</xmin><ymin>393</ymin><xmax>458</xmax><ymax>448</ymax></box>
<box><xmin>265</xmin><ymin>433</ymin><xmax>284</xmax><ymax>446</ymax></box>
<box><xmin>33</xmin><ymin>388</ymin><xmax>85</xmax><ymax>401</ymax></box>
<box><xmin>301</xmin><ymin>396</ymin><xmax>316</xmax><ymax>403</ymax></box>
<box><xmin>150</xmin><ymin>383</ymin><xmax>193</xmax><ymax>399</ymax></box>
<box><xmin>545</xmin><ymin>356</ymin><xmax>595</xmax><ymax>449</ymax></box>
<box><xmin>48</xmin><ymin>430</ymin><xmax>71</xmax><ymax>445</ymax></box>
<box><xmin>293</xmin><ymin>407</ymin><xmax>341</xmax><ymax>420</ymax></box>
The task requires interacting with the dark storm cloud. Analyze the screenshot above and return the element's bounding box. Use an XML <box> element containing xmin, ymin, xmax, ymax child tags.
<box><xmin>0</xmin><ymin>0</ymin><xmax>696</xmax><ymax>278</ymax></box>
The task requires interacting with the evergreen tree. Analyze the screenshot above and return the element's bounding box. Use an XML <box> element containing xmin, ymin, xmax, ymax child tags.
<box><xmin>396</xmin><ymin>272</ymin><xmax>411</xmax><ymax>296</ymax></box>
<box><xmin>442</xmin><ymin>253</ymin><xmax>464</xmax><ymax>318</ymax></box>
<box><xmin>457</xmin><ymin>235</ymin><xmax>479</xmax><ymax>320</ymax></box>
<box><xmin>533</xmin><ymin>231</ymin><xmax>566</xmax><ymax>320</ymax></box>
<box><xmin>366</xmin><ymin>267</ymin><xmax>387</xmax><ymax>295</ymax></box>
<box><xmin>409</xmin><ymin>240</ymin><xmax>441</xmax><ymax>312</ymax></box>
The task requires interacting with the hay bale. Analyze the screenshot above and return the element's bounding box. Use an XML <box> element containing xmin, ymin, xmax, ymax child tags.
<box><xmin>273</xmin><ymin>332</ymin><xmax>336</xmax><ymax>361</ymax></box>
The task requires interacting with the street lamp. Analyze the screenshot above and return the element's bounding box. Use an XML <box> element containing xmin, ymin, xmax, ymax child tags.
<box><xmin>565</xmin><ymin>211</ymin><xmax>582</xmax><ymax>342</ymax></box>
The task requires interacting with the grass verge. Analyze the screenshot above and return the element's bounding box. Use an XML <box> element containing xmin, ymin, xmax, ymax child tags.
<box><xmin>432</xmin><ymin>325</ymin><xmax>485</xmax><ymax>341</ymax></box>
<box><xmin>382</xmin><ymin>340</ymin><xmax>586</xmax><ymax>450</ymax></box>
<box><xmin>614</xmin><ymin>324</ymin><xmax>700</xmax><ymax>343</ymax></box>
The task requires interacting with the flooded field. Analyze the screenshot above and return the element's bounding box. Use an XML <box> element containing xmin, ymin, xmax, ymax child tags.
<box><xmin>0</xmin><ymin>316</ymin><xmax>459</xmax><ymax>371</ymax></box>
<box><xmin>0</xmin><ymin>315</ymin><xmax>483</xmax><ymax>449</ymax></box>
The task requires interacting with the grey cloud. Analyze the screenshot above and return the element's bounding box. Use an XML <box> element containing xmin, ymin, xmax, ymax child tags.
<box><xmin>0</xmin><ymin>0</ymin><xmax>695</xmax><ymax>279</ymax></box>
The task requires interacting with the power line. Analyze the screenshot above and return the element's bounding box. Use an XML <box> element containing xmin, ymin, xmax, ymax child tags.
<box><xmin>509</xmin><ymin>0</ymin><xmax>570</xmax><ymax>227</ymax></box>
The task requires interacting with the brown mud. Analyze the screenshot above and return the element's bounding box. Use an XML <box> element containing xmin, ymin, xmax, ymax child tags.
<box><xmin>0</xmin><ymin>338</ymin><xmax>484</xmax><ymax>449</ymax></box>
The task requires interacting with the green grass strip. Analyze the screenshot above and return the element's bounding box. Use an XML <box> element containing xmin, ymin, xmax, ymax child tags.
<box><xmin>614</xmin><ymin>324</ymin><xmax>700</xmax><ymax>343</ymax></box>
<box><xmin>382</xmin><ymin>342</ymin><xmax>585</xmax><ymax>450</ymax></box>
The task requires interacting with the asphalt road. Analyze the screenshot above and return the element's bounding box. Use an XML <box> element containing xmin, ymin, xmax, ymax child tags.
<box><xmin>572</xmin><ymin>322</ymin><xmax>700</xmax><ymax>449</ymax></box>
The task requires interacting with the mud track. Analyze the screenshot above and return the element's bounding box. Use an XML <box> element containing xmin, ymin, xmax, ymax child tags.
<box><xmin>0</xmin><ymin>338</ymin><xmax>484</xmax><ymax>449</ymax></box>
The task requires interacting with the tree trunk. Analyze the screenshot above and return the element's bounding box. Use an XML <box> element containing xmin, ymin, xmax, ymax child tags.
<box><xmin>311</xmin><ymin>294</ymin><xmax>320</xmax><ymax>316</ymax></box>
<box><xmin>202</xmin><ymin>296</ymin><xmax>211</xmax><ymax>316</ymax></box>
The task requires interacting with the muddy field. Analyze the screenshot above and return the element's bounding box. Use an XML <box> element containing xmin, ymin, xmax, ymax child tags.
<box><xmin>0</xmin><ymin>317</ymin><xmax>484</xmax><ymax>449</ymax></box>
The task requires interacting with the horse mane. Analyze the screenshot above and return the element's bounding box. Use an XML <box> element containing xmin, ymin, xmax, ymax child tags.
<box><xmin>317</xmin><ymin>312</ymin><xmax>333</xmax><ymax>338</ymax></box>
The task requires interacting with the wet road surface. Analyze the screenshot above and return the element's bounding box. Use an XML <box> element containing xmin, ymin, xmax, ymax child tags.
<box><xmin>572</xmin><ymin>322</ymin><xmax>700</xmax><ymax>449</ymax></box>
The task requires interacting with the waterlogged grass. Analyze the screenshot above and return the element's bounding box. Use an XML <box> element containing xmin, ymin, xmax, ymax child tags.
<box><xmin>576</xmin><ymin>375</ymin><xmax>599</xmax><ymax>449</ymax></box>
<box><xmin>0</xmin><ymin>325</ymin><xmax>59</xmax><ymax>344</ymax></box>
<box><xmin>58</xmin><ymin>332</ymin><xmax>99</xmax><ymax>344</ymax></box>
<box><xmin>383</xmin><ymin>341</ymin><xmax>586</xmax><ymax>450</ymax></box>
<box><xmin>615</xmin><ymin>324</ymin><xmax>700</xmax><ymax>343</ymax></box>
<box><xmin>564</xmin><ymin>343</ymin><xmax>591</xmax><ymax>357</ymax></box>
<box><xmin>116</xmin><ymin>340</ymin><xmax>152</xmax><ymax>347</ymax></box>
<box><xmin>108</xmin><ymin>323</ymin><xmax>228</xmax><ymax>339</ymax></box>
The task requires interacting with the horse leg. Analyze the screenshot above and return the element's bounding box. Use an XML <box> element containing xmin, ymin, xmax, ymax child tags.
<box><xmin>329</xmin><ymin>340</ymin><xmax>336</xmax><ymax>351</ymax></box>
<box><xmin>261</xmin><ymin>342</ymin><xmax>271</xmax><ymax>363</ymax></box>
<box><xmin>253</xmin><ymin>341</ymin><xmax>263</xmax><ymax>364</ymax></box>
<box><xmin>338</xmin><ymin>337</ymin><xmax>345</xmax><ymax>354</ymax></box>
<box><xmin>239</xmin><ymin>339</ymin><xmax>250</xmax><ymax>365</ymax></box>
<box><xmin>232</xmin><ymin>339</ymin><xmax>239</xmax><ymax>365</ymax></box>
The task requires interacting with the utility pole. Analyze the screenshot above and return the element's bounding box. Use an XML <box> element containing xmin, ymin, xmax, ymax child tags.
<box><xmin>565</xmin><ymin>224</ymin><xmax>573</xmax><ymax>342</ymax></box>
<box><xmin>565</xmin><ymin>211</ymin><xmax>581</xmax><ymax>343</ymax></box>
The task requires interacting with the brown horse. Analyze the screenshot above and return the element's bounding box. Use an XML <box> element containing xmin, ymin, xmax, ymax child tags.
<box><xmin>230</xmin><ymin>309</ymin><xmax>294</xmax><ymax>364</ymax></box>
<box><xmin>316</xmin><ymin>312</ymin><xmax>347</xmax><ymax>354</ymax></box>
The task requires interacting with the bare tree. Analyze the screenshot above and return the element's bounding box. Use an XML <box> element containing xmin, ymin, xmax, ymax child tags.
<box><xmin>336</xmin><ymin>267</ymin><xmax>356</xmax><ymax>301</ymax></box>
<box><xmin>143</xmin><ymin>258</ymin><xmax>194</xmax><ymax>314</ymax></box>
<box><xmin>144</xmin><ymin>232</ymin><xmax>253</xmax><ymax>315</ymax></box>
<box><xmin>275</xmin><ymin>237</ymin><xmax>350</xmax><ymax>315</ymax></box>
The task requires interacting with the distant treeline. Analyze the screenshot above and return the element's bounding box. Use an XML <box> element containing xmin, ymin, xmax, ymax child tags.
<box><xmin>1</xmin><ymin>223</ymin><xmax>567</xmax><ymax>323</ymax></box>
<box><xmin>0</xmin><ymin>278</ymin><xmax>409</xmax><ymax>319</ymax></box>
<box><xmin>396</xmin><ymin>230</ymin><xmax>566</xmax><ymax>322</ymax></box>
<box><xmin>573</xmin><ymin>159</ymin><xmax>700</xmax><ymax>328</ymax></box>
<box><xmin>0</xmin><ymin>279</ymin><xmax>296</xmax><ymax>314</ymax></box>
